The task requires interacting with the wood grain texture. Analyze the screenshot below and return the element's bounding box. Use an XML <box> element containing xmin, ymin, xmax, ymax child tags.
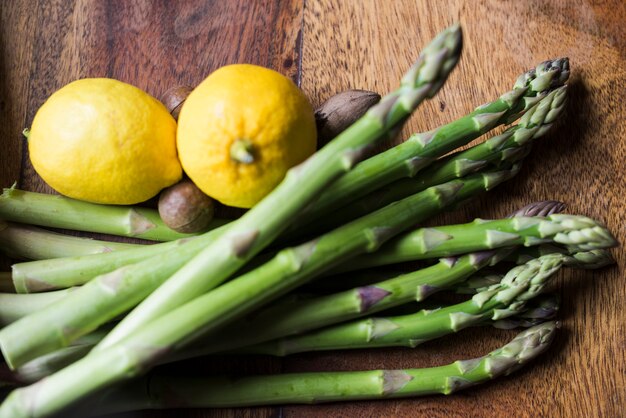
<box><xmin>290</xmin><ymin>0</ymin><xmax>625</xmax><ymax>417</ymax></box>
<box><xmin>0</xmin><ymin>1</ymin><xmax>303</xmax><ymax>417</ymax></box>
<box><xmin>1</xmin><ymin>0</ymin><xmax>625</xmax><ymax>417</ymax></box>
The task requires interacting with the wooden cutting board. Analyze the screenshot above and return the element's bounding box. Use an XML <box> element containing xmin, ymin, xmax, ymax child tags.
<box><xmin>1</xmin><ymin>1</ymin><xmax>624</xmax><ymax>417</ymax></box>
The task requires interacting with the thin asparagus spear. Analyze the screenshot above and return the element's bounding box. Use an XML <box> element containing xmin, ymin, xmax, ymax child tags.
<box><xmin>331</xmin><ymin>214</ymin><xmax>617</xmax><ymax>274</ymax></box>
<box><xmin>0</xmin><ymin>289</ymin><xmax>73</xmax><ymax>326</ymax></box>
<box><xmin>239</xmin><ymin>255</ymin><xmax>563</xmax><ymax>356</ymax></box>
<box><xmin>305</xmin><ymin>200</ymin><xmax>568</xmax><ymax>294</ymax></box>
<box><xmin>95</xmin><ymin>25</ymin><xmax>464</xmax><ymax>351</ymax></box>
<box><xmin>286</xmin><ymin>58</ymin><xmax>570</xmax><ymax>235</ymax></box>
<box><xmin>73</xmin><ymin>323</ymin><xmax>558</xmax><ymax>415</ymax></box>
<box><xmin>289</xmin><ymin>85</ymin><xmax>568</xmax><ymax>239</ymax></box>
<box><xmin>0</xmin><ymin>221</ymin><xmax>139</xmax><ymax>260</ymax></box>
<box><xmin>0</xmin><ymin>294</ymin><xmax>561</xmax><ymax>385</ymax></box>
<box><xmin>10</xmin><ymin>235</ymin><xmax>199</xmax><ymax>293</ymax></box>
<box><xmin>0</xmin><ymin>170</ymin><xmax>517</xmax><ymax>415</ymax></box>
<box><xmin>6</xmin><ymin>64</ymin><xmax>567</xmax><ymax>293</ymax></box>
<box><xmin>0</xmin><ymin>188</ymin><xmax>225</xmax><ymax>242</ymax></box>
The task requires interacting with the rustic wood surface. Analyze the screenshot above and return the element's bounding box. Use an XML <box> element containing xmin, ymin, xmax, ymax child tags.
<box><xmin>1</xmin><ymin>0</ymin><xmax>624</xmax><ymax>417</ymax></box>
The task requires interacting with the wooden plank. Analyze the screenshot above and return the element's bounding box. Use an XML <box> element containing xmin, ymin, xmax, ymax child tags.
<box><xmin>1</xmin><ymin>0</ymin><xmax>624</xmax><ymax>416</ymax></box>
<box><xmin>287</xmin><ymin>0</ymin><xmax>626</xmax><ymax>417</ymax></box>
<box><xmin>0</xmin><ymin>1</ymin><xmax>304</xmax><ymax>417</ymax></box>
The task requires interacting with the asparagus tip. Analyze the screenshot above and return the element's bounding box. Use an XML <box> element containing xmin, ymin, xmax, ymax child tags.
<box><xmin>508</xmin><ymin>201</ymin><xmax>567</xmax><ymax>218</ymax></box>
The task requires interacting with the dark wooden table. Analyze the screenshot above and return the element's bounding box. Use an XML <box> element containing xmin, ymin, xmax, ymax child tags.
<box><xmin>1</xmin><ymin>1</ymin><xmax>624</xmax><ymax>417</ymax></box>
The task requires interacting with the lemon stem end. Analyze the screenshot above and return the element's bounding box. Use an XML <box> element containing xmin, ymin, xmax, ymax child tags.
<box><xmin>230</xmin><ymin>139</ymin><xmax>255</xmax><ymax>164</ymax></box>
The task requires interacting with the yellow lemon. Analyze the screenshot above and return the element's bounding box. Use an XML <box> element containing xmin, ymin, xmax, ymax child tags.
<box><xmin>177</xmin><ymin>64</ymin><xmax>316</xmax><ymax>208</ymax></box>
<box><xmin>28</xmin><ymin>78</ymin><xmax>182</xmax><ymax>205</ymax></box>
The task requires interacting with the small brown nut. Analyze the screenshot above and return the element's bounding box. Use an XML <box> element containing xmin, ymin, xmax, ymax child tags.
<box><xmin>158</xmin><ymin>179</ymin><xmax>215</xmax><ymax>233</ymax></box>
<box><xmin>315</xmin><ymin>89</ymin><xmax>381</xmax><ymax>147</ymax></box>
<box><xmin>161</xmin><ymin>85</ymin><xmax>194</xmax><ymax>120</ymax></box>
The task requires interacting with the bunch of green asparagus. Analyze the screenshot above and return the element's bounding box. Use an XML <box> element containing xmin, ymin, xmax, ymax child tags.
<box><xmin>0</xmin><ymin>25</ymin><xmax>618</xmax><ymax>417</ymax></box>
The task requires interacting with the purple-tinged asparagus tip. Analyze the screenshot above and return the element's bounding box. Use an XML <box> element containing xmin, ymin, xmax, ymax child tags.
<box><xmin>508</xmin><ymin>201</ymin><xmax>567</xmax><ymax>218</ymax></box>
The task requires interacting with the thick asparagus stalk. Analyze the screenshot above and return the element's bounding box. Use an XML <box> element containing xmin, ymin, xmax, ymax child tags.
<box><xmin>0</xmin><ymin>221</ymin><xmax>139</xmax><ymax>260</ymax></box>
<box><xmin>287</xmin><ymin>58</ymin><xmax>570</xmax><ymax>235</ymax></box>
<box><xmin>0</xmin><ymin>170</ymin><xmax>518</xmax><ymax>415</ymax></box>
<box><xmin>239</xmin><ymin>255</ymin><xmax>563</xmax><ymax>355</ymax></box>
<box><xmin>0</xmin><ymin>188</ymin><xmax>225</xmax><ymax>241</ymax></box>
<box><xmin>289</xmin><ymin>85</ymin><xmax>568</xmax><ymax>239</ymax></box>
<box><xmin>95</xmin><ymin>25</ymin><xmax>464</xmax><ymax>351</ymax></box>
<box><xmin>331</xmin><ymin>214</ymin><xmax>617</xmax><ymax>274</ymax></box>
<box><xmin>71</xmin><ymin>323</ymin><xmax>558</xmax><ymax>415</ymax></box>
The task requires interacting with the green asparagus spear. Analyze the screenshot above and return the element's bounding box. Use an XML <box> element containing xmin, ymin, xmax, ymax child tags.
<box><xmin>289</xmin><ymin>85</ymin><xmax>568</xmax><ymax>240</ymax></box>
<box><xmin>0</xmin><ymin>188</ymin><xmax>225</xmax><ymax>241</ymax></box>
<box><xmin>70</xmin><ymin>323</ymin><xmax>558</xmax><ymax>415</ymax></box>
<box><xmin>94</xmin><ymin>25</ymin><xmax>464</xmax><ymax>351</ymax></box>
<box><xmin>331</xmin><ymin>214</ymin><xmax>617</xmax><ymax>274</ymax></box>
<box><xmin>286</xmin><ymin>58</ymin><xmax>570</xmax><ymax>235</ymax></box>
<box><xmin>239</xmin><ymin>255</ymin><xmax>563</xmax><ymax>355</ymax></box>
<box><xmin>10</xmin><ymin>235</ymin><xmax>198</xmax><ymax>293</ymax></box>
<box><xmin>0</xmin><ymin>221</ymin><xmax>139</xmax><ymax>260</ymax></box>
<box><xmin>0</xmin><ymin>168</ymin><xmax>519</xmax><ymax>416</ymax></box>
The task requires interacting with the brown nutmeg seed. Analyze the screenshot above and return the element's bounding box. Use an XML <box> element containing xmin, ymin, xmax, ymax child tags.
<box><xmin>315</xmin><ymin>89</ymin><xmax>381</xmax><ymax>147</ymax></box>
<box><xmin>158</xmin><ymin>179</ymin><xmax>215</xmax><ymax>233</ymax></box>
<box><xmin>161</xmin><ymin>85</ymin><xmax>194</xmax><ymax>120</ymax></box>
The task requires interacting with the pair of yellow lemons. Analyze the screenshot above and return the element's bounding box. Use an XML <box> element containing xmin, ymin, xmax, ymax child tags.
<box><xmin>28</xmin><ymin>65</ymin><xmax>317</xmax><ymax>208</ymax></box>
